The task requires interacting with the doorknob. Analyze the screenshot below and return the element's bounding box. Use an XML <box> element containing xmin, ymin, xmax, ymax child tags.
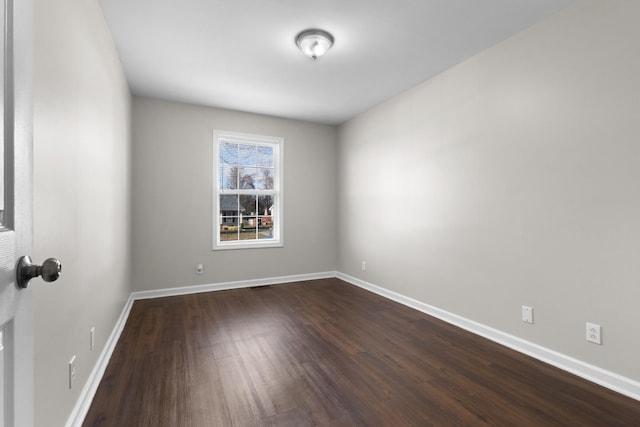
<box><xmin>16</xmin><ymin>256</ymin><xmax>62</xmax><ymax>289</ymax></box>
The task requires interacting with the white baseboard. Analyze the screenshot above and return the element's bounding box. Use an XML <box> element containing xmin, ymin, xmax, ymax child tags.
<box><xmin>130</xmin><ymin>271</ymin><xmax>337</xmax><ymax>300</ymax></box>
<box><xmin>336</xmin><ymin>272</ymin><xmax>640</xmax><ymax>402</ymax></box>
<box><xmin>65</xmin><ymin>294</ymin><xmax>135</xmax><ymax>427</ymax></box>
<box><xmin>67</xmin><ymin>270</ymin><xmax>640</xmax><ymax>426</ymax></box>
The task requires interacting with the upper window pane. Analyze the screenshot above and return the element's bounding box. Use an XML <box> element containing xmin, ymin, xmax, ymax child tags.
<box><xmin>238</xmin><ymin>144</ymin><xmax>257</xmax><ymax>166</ymax></box>
<box><xmin>257</xmin><ymin>146</ymin><xmax>274</xmax><ymax>167</ymax></box>
<box><xmin>220</xmin><ymin>142</ymin><xmax>238</xmax><ymax>165</ymax></box>
<box><xmin>239</xmin><ymin>167</ymin><xmax>257</xmax><ymax>189</ymax></box>
<box><xmin>255</xmin><ymin>168</ymin><xmax>274</xmax><ymax>190</ymax></box>
<box><xmin>220</xmin><ymin>165</ymin><xmax>237</xmax><ymax>189</ymax></box>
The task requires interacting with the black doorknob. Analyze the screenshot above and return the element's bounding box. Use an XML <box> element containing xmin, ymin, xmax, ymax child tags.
<box><xmin>16</xmin><ymin>256</ymin><xmax>62</xmax><ymax>289</ymax></box>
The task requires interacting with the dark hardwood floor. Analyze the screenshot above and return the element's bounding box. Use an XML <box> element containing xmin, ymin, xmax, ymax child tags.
<box><xmin>83</xmin><ymin>278</ymin><xmax>640</xmax><ymax>426</ymax></box>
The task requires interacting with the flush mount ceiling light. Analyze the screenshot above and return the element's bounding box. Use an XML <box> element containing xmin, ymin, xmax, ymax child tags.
<box><xmin>295</xmin><ymin>29</ymin><xmax>334</xmax><ymax>60</ymax></box>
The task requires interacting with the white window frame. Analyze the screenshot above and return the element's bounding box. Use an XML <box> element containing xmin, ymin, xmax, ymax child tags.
<box><xmin>213</xmin><ymin>130</ymin><xmax>284</xmax><ymax>250</ymax></box>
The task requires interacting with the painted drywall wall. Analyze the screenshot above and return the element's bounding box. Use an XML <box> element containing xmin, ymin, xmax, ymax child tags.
<box><xmin>338</xmin><ymin>0</ymin><xmax>640</xmax><ymax>382</ymax></box>
<box><xmin>131</xmin><ymin>97</ymin><xmax>337</xmax><ymax>291</ymax></box>
<box><xmin>33</xmin><ymin>0</ymin><xmax>131</xmax><ymax>426</ymax></box>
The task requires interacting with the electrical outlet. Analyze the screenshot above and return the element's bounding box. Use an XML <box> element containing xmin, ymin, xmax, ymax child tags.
<box><xmin>90</xmin><ymin>327</ymin><xmax>95</xmax><ymax>351</ymax></box>
<box><xmin>522</xmin><ymin>306</ymin><xmax>533</xmax><ymax>324</ymax></box>
<box><xmin>586</xmin><ymin>322</ymin><xmax>602</xmax><ymax>345</ymax></box>
<box><xmin>361</xmin><ymin>261</ymin><xmax>366</xmax><ymax>271</ymax></box>
<box><xmin>69</xmin><ymin>355</ymin><xmax>77</xmax><ymax>389</ymax></box>
<box><xmin>196</xmin><ymin>263</ymin><xmax>204</xmax><ymax>274</ymax></box>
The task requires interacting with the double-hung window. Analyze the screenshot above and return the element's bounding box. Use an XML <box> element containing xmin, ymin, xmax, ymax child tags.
<box><xmin>213</xmin><ymin>131</ymin><xmax>283</xmax><ymax>249</ymax></box>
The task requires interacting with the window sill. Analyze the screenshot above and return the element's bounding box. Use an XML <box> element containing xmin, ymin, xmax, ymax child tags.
<box><xmin>212</xmin><ymin>240</ymin><xmax>283</xmax><ymax>251</ymax></box>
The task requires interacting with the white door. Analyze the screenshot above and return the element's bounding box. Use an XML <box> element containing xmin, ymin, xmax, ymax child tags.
<box><xmin>0</xmin><ymin>0</ymin><xmax>35</xmax><ymax>425</ymax></box>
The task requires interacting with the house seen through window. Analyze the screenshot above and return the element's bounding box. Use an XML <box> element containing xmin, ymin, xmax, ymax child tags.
<box><xmin>214</xmin><ymin>131</ymin><xmax>283</xmax><ymax>249</ymax></box>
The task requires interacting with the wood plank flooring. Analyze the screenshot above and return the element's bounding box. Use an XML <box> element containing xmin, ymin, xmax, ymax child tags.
<box><xmin>83</xmin><ymin>278</ymin><xmax>640</xmax><ymax>426</ymax></box>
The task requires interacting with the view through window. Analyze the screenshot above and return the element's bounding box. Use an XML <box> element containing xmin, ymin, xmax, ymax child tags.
<box><xmin>214</xmin><ymin>131</ymin><xmax>282</xmax><ymax>249</ymax></box>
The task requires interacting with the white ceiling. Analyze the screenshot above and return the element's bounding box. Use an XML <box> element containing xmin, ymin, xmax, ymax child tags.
<box><xmin>99</xmin><ymin>0</ymin><xmax>573</xmax><ymax>125</ymax></box>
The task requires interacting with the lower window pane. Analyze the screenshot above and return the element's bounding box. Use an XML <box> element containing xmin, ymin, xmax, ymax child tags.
<box><xmin>258</xmin><ymin>195</ymin><xmax>273</xmax><ymax>215</ymax></box>
<box><xmin>258</xmin><ymin>221</ymin><xmax>272</xmax><ymax>239</ymax></box>
<box><xmin>239</xmin><ymin>195</ymin><xmax>257</xmax><ymax>215</ymax></box>
<box><xmin>218</xmin><ymin>195</ymin><xmax>277</xmax><ymax>243</ymax></box>
<box><xmin>241</xmin><ymin>217</ymin><xmax>257</xmax><ymax>240</ymax></box>
<box><xmin>220</xmin><ymin>217</ymin><xmax>240</xmax><ymax>241</ymax></box>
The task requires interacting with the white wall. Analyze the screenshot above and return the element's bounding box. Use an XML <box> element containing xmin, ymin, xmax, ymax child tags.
<box><xmin>131</xmin><ymin>97</ymin><xmax>337</xmax><ymax>291</ymax></box>
<box><xmin>338</xmin><ymin>0</ymin><xmax>640</xmax><ymax>383</ymax></box>
<box><xmin>33</xmin><ymin>0</ymin><xmax>132</xmax><ymax>426</ymax></box>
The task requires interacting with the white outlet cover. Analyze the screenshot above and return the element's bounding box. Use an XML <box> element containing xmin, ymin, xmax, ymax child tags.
<box><xmin>522</xmin><ymin>306</ymin><xmax>533</xmax><ymax>324</ymax></box>
<box><xmin>586</xmin><ymin>322</ymin><xmax>602</xmax><ymax>345</ymax></box>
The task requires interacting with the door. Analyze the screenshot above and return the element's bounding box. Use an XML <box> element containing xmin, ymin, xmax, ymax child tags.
<box><xmin>0</xmin><ymin>0</ymin><xmax>33</xmax><ymax>426</ymax></box>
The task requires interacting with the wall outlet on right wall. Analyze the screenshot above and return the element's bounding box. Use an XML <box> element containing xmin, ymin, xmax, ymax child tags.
<box><xmin>586</xmin><ymin>322</ymin><xmax>602</xmax><ymax>345</ymax></box>
<box><xmin>521</xmin><ymin>306</ymin><xmax>533</xmax><ymax>324</ymax></box>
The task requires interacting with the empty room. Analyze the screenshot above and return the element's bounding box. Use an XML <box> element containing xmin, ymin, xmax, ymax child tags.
<box><xmin>5</xmin><ymin>0</ymin><xmax>638</xmax><ymax>425</ymax></box>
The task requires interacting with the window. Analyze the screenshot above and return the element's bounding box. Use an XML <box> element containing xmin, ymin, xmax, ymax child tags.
<box><xmin>213</xmin><ymin>131</ymin><xmax>283</xmax><ymax>250</ymax></box>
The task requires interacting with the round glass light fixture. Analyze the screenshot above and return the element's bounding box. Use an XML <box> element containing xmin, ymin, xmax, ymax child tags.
<box><xmin>295</xmin><ymin>29</ymin><xmax>334</xmax><ymax>60</ymax></box>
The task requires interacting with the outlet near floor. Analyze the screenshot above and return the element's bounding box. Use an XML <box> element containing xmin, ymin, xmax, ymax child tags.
<box><xmin>586</xmin><ymin>322</ymin><xmax>602</xmax><ymax>345</ymax></box>
<box><xmin>521</xmin><ymin>306</ymin><xmax>533</xmax><ymax>324</ymax></box>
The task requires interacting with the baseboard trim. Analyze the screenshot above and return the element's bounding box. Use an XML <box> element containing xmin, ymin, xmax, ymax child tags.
<box><xmin>65</xmin><ymin>294</ymin><xmax>135</xmax><ymax>427</ymax></box>
<box><xmin>130</xmin><ymin>271</ymin><xmax>337</xmax><ymax>301</ymax></box>
<box><xmin>336</xmin><ymin>272</ymin><xmax>640</xmax><ymax>401</ymax></box>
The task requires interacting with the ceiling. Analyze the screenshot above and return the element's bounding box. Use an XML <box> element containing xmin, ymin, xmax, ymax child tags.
<box><xmin>99</xmin><ymin>0</ymin><xmax>573</xmax><ymax>125</ymax></box>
